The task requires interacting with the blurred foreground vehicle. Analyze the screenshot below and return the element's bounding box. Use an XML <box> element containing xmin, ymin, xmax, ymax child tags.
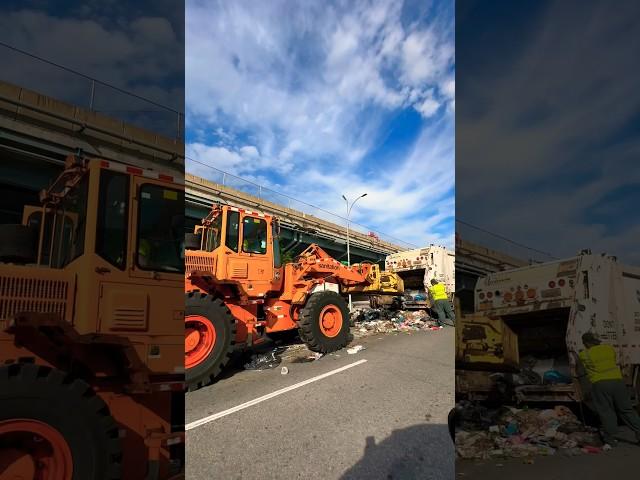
<box><xmin>0</xmin><ymin>156</ymin><xmax>185</xmax><ymax>479</ymax></box>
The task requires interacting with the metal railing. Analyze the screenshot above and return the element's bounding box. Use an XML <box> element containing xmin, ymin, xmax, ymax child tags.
<box><xmin>456</xmin><ymin>219</ymin><xmax>557</xmax><ymax>264</ymax></box>
<box><xmin>0</xmin><ymin>42</ymin><xmax>183</xmax><ymax>140</ymax></box>
<box><xmin>186</xmin><ymin>158</ymin><xmax>419</xmax><ymax>250</ymax></box>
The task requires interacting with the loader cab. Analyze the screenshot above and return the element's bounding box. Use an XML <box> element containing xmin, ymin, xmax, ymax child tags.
<box><xmin>17</xmin><ymin>155</ymin><xmax>185</xmax><ymax>347</ymax></box>
<box><xmin>198</xmin><ymin>205</ymin><xmax>283</xmax><ymax>295</ymax></box>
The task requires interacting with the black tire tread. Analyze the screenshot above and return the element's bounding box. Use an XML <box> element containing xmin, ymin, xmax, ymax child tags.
<box><xmin>186</xmin><ymin>291</ymin><xmax>237</xmax><ymax>391</ymax></box>
<box><xmin>0</xmin><ymin>363</ymin><xmax>122</xmax><ymax>479</ymax></box>
<box><xmin>298</xmin><ymin>291</ymin><xmax>350</xmax><ymax>353</ymax></box>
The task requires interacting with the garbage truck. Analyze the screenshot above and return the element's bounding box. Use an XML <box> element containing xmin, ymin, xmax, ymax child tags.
<box><xmin>384</xmin><ymin>245</ymin><xmax>455</xmax><ymax>310</ymax></box>
<box><xmin>456</xmin><ymin>250</ymin><xmax>640</xmax><ymax>408</ymax></box>
<box><xmin>0</xmin><ymin>156</ymin><xmax>185</xmax><ymax>479</ymax></box>
<box><xmin>184</xmin><ymin>203</ymin><xmax>380</xmax><ymax>391</ymax></box>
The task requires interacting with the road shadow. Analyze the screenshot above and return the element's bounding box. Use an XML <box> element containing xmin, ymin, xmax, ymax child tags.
<box><xmin>341</xmin><ymin>424</ymin><xmax>454</xmax><ymax>480</ymax></box>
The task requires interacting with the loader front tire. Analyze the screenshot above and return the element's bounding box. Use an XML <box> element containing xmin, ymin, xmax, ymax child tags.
<box><xmin>185</xmin><ymin>292</ymin><xmax>236</xmax><ymax>391</ymax></box>
<box><xmin>299</xmin><ymin>291</ymin><xmax>351</xmax><ymax>353</ymax></box>
<box><xmin>0</xmin><ymin>364</ymin><xmax>121</xmax><ymax>480</ymax></box>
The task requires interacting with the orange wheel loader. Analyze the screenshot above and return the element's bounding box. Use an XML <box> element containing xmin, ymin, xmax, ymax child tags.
<box><xmin>0</xmin><ymin>156</ymin><xmax>185</xmax><ymax>480</ymax></box>
<box><xmin>184</xmin><ymin>204</ymin><xmax>377</xmax><ymax>390</ymax></box>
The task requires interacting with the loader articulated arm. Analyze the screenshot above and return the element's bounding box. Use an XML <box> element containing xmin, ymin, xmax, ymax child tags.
<box><xmin>293</xmin><ymin>244</ymin><xmax>374</xmax><ymax>286</ymax></box>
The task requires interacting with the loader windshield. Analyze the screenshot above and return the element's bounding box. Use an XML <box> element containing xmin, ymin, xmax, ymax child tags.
<box><xmin>137</xmin><ymin>183</ymin><xmax>185</xmax><ymax>273</ymax></box>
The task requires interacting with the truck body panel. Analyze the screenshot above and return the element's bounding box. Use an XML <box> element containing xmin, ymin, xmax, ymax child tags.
<box><xmin>458</xmin><ymin>252</ymin><xmax>640</xmax><ymax>404</ymax></box>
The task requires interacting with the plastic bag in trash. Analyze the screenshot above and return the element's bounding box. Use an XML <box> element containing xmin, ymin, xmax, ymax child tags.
<box><xmin>244</xmin><ymin>351</ymin><xmax>281</xmax><ymax>370</ymax></box>
<box><xmin>543</xmin><ymin>370</ymin><xmax>572</xmax><ymax>384</ymax></box>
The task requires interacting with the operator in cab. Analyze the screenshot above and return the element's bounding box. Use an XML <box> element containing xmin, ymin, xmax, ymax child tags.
<box><xmin>428</xmin><ymin>278</ymin><xmax>454</xmax><ymax>325</ymax></box>
<box><xmin>242</xmin><ymin>219</ymin><xmax>266</xmax><ymax>254</ymax></box>
<box><xmin>579</xmin><ymin>332</ymin><xmax>640</xmax><ymax>446</ymax></box>
<box><xmin>138</xmin><ymin>238</ymin><xmax>152</xmax><ymax>268</ymax></box>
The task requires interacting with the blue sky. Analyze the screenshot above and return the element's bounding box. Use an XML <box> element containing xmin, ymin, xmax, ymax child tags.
<box><xmin>185</xmin><ymin>0</ymin><xmax>455</xmax><ymax>248</ymax></box>
<box><xmin>0</xmin><ymin>1</ymin><xmax>184</xmax><ymax>124</ymax></box>
<box><xmin>456</xmin><ymin>0</ymin><xmax>640</xmax><ymax>264</ymax></box>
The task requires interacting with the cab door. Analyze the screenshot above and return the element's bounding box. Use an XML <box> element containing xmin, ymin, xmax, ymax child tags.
<box><xmin>233</xmin><ymin>213</ymin><xmax>273</xmax><ymax>297</ymax></box>
<box><xmin>97</xmin><ymin>172</ymin><xmax>184</xmax><ymax>339</ymax></box>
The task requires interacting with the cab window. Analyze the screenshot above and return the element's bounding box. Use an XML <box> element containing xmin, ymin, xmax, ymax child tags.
<box><xmin>226</xmin><ymin>210</ymin><xmax>239</xmax><ymax>252</ymax></box>
<box><xmin>137</xmin><ymin>183</ymin><xmax>184</xmax><ymax>273</ymax></box>
<box><xmin>96</xmin><ymin>170</ymin><xmax>129</xmax><ymax>269</ymax></box>
<box><xmin>242</xmin><ymin>217</ymin><xmax>267</xmax><ymax>254</ymax></box>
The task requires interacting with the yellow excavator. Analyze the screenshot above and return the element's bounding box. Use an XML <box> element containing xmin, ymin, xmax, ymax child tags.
<box><xmin>343</xmin><ymin>263</ymin><xmax>405</xmax><ymax>308</ymax></box>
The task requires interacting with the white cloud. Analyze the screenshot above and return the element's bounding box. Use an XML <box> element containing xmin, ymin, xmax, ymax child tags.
<box><xmin>456</xmin><ymin>1</ymin><xmax>640</xmax><ymax>263</ymax></box>
<box><xmin>186</xmin><ymin>0</ymin><xmax>455</xmax><ymax>247</ymax></box>
<box><xmin>0</xmin><ymin>9</ymin><xmax>183</xmax><ymax>110</ymax></box>
<box><xmin>415</xmin><ymin>94</ymin><xmax>440</xmax><ymax>118</ymax></box>
<box><xmin>239</xmin><ymin>145</ymin><xmax>259</xmax><ymax>159</ymax></box>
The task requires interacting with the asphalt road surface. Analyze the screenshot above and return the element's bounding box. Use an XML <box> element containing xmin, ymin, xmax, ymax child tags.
<box><xmin>186</xmin><ymin>327</ymin><xmax>454</xmax><ymax>480</ymax></box>
<box><xmin>457</xmin><ymin>427</ymin><xmax>640</xmax><ymax>479</ymax></box>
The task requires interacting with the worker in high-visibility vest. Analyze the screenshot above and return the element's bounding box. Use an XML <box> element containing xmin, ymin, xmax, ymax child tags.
<box><xmin>579</xmin><ymin>332</ymin><xmax>640</xmax><ymax>446</ymax></box>
<box><xmin>138</xmin><ymin>238</ymin><xmax>152</xmax><ymax>268</ymax></box>
<box><xmin>428</xmin><ymin>278</ymin><xmax>454</xmax><ymax>325</ymax></box>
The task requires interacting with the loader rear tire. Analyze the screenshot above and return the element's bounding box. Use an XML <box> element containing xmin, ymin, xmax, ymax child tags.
<box><xmin>298</xmin><ymin>291</ymin><xmax>351</xmax><ymax>353</ymax></box>
<box><xmin>185</xmin><ymin>292</ymin><xmax>236</xmax><ymax>391</ymax></box>
<box><xmin>0</xmin><ymin>363</ymin><xmax>121</xmax><ymax>480</ymax></box>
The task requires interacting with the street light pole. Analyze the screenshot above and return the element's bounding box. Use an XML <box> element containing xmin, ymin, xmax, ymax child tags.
<box><xmin>342</xmin><ymin>192</ymin><xmax>367</xmax><ymax>312</ymax></box>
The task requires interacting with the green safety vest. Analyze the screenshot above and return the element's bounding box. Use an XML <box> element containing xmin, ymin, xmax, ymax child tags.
<box><xmin>578</xmin><ymin>344</ymin><xmax>623</xmax><ymax>383</ymax></box>
<box><xmin>428</xmin><ymin>283</ymin><xmax>448</xmax><ymax>301</ymax></box>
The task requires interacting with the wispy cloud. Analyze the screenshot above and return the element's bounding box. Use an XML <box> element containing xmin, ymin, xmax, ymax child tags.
<box><xmin>456</xmin><ymin>0</ymin><xmax>640</xmax><ymax>263</ymax></box>
<box><xmin>0</xmin><ymin>3</ymin><xmax>184</xmax><ymax>113</ymax></box>
<box><xmin>186</xmin><ymin>0</ymin><xmax>455</xmax><ymax>248</ymax></box>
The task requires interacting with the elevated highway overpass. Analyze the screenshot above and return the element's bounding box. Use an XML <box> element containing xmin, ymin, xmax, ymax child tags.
<box><xmin>0</xmin><ymin>79</ymin><xmax>410</xmax><ymax>265</ymax></box>
<box><xmin>0</xmin><ymin>80</ymin><xmax>183</xmax><ymax>225</ymax></box>
<box><xmin>185</xmin><ymin>174</ymin><xmax>408</xmax><ymax>264</ymax></box>
<box><xmin>455</xmin><ymin>236</ymin><xmax>530</xmax><ymax>312</ymax></box>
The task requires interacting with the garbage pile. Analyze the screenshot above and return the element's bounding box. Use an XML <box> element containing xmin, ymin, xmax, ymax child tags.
<box><xmin>351</xmin><ymin>308</ymin><xmax>443</xmax><ymax>336</ymax></box>
<box><xmin>455</xmin><ymin>401</ymin><xmax>604</xmax><ymax>459</ymax></box>
<box><xmin>487</xmin><ymin>355</ymin><xmax>573</xmax><ymax>388</ymax></box>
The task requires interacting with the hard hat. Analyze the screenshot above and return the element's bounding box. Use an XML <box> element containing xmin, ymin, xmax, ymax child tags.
<box><xmin>582</xmin><ymin>331</ymin><xmax>601</xmax><ymax>346</ymax></box>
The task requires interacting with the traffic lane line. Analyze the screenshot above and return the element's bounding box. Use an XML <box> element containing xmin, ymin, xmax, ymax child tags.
<box><xmin>186</xmin><ymin>359</ymin><xmax>368</xmax><ymax>430</ymax></box>
<box><xmin>186</xmin><ymin>338</ymin><xmax>383</xmax><ymax>422</ymax></box>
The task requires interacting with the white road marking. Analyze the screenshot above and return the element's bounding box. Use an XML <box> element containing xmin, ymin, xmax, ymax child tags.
<box><xmin>186</xmin><ymin>359</ymin><xmax>368</xmax><ymax>431</ymax></box>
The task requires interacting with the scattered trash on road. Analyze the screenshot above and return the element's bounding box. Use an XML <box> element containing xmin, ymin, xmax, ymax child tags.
<box><xmin>280</xmin><ymin>366</ymin><xmax>289</xmax><ymax>375</ymax></box>
<box><xmin>347</xmin><ymin>345</ymin><xmax>366</xmax><ymax>354</ymax></box>
<box><xmin>350</xmin><ymin>308</ymin><xmax>445</xmax><ymax>337</ymax></box>
<box><xmin>244</xmin><ymin>351</ymin><xmax>281</xmax><ymax>370</ymax></box>
<box><xmin>455</xmin><ymin>401</ymin><xmax>604</xmax><ymax>459</ymax></box>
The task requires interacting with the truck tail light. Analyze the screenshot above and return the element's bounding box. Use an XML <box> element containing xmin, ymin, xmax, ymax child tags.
<box><xmin>548</xmin><ymin>280</ymin><xmax>556</xmax><ymax>288</ymax></box>
<box><xmin>558</xmin><ymin>279</ymin><xmax>565</xmax><ymax>287</ymax></box>
<box><xmin>527</xmin><ymin>288</ymin><xmax>536</xmax><ymax>298</ymax></box>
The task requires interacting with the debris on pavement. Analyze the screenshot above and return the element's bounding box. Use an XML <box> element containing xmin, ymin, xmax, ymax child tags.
<box><xmin>347</xmin><ymin>345</ymin><xmax>366</xmax><ymax>354</ymax></box>
<box><xmin>280</xmin><ymin>366</ymin><xmax>289</xmax><ymax>375</ymax></box>
<box><xmin>244</xmin><ymin>350</ymin><xmax>281</xmax><ymax>370</ymax></box>
<box><xmin>350</xmin><ymin>307</ymin><xmax>444</xmax><ymax>337</ymax></box>
<box><xmin>454</xmin><ymin>401</ymin><xmax>604</xmax><ymax>459</ymax></box>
